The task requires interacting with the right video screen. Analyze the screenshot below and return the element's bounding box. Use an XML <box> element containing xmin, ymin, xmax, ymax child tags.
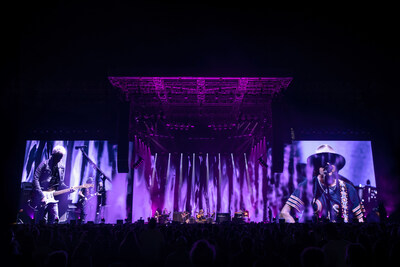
<box><xmin>283</xmin><ymin>140</ymin><xmax>378</xmax><ymax>221</ymax></box>
<box><xmin>292</xmin><ymin>140</ymin><xmax>376</xmax><ymax>187</ymax></box>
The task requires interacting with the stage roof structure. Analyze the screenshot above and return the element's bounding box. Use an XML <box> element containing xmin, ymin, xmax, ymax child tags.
<box><xmin>109</xmin><ymin>77</ymin><xmax>292</xmax><ymax>152</ymax></box>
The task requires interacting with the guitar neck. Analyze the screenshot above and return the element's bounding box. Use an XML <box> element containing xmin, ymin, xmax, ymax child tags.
<box><xmin>53</xmin><ymin>185</ymin><xmax>85</xmax><ymax>196</ymax></box>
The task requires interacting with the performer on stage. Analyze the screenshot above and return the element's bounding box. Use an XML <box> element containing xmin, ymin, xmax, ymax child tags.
<box><xmin>196</xmin><ymin>209</ymin><xmax>205</xmax><ymax>222</ymax></box>
<box><xmin>181</xmin><ymin>210</ymin><xmax>190</xmax><ymax>223</ymax></box>
<box><xmin>76</xmin><ymin>177</ymin><xmax>94</xmax><ymax>222</ymax></box>
<box><xmin>161</xmin><ymin>208</ymin><xmax>171</xmax><ymax>223</ymax></box>
<box><xmin>280</xmin><ymin>144</ymin><xmax>364</xmax><ymax>223</ymax></box>
<box><xmin>162</xmin><ymin>208</ymin><xmax>169</xmax><ymax>215</ymax></box>
<box><xmin>32</xmin><ymin>145</ymin><xmax>75</xmax><ymax>224</ymax></box>
<box><xmin>154</xmin><ymin>209</ymin><xmax>161</xmax><ymax>223</ymax></box>
<box><xmin>95</xmin><ymin>180</ymin><xmax>107</xmax><ymax>223</ymax></box>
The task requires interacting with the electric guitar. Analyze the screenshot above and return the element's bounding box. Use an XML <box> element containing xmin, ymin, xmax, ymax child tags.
<box><xmin>42</xmin><ymin>184</ymin><xmax>93</xmax><ymax>205</ymax></box>
<box><xmin>78</xmin><ymin>192</ymin><xmax>101</xmax><ymax>207</ymax></box>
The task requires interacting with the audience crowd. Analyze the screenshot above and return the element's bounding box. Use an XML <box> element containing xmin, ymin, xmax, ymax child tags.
<box><xmin>6</xmin><ymin>218</ymin><xmax>400</xmax><ymax>267</ymax></box>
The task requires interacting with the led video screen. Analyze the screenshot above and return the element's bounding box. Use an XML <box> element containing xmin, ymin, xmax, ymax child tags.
<box><xmin>19</xmin><ymin>140</ymin><xmax>126</xmax><ymax>223</ymax></box>
<box><xmin>290</xmin><ymin>140</ymin><xmax>376</xmax><ymax>187</ymax></box>
<box><xmin>18</xmin><ymin>139</ymin><xmax>377</xmax><ymax>224</ymax></box>
<box><xmin>279</xmin><ymin>140</ymin><xmax>377</xmax><ymax>222</ymax></box>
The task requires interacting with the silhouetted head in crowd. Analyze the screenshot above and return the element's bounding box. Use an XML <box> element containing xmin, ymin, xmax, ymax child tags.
<box><xmin>175</xmin><ymin>235</ymin><xmax>188</xmax><ymax>247</ymax></box>
<box><xmin>346</xmin><ymin>243</ymin><xmax>367</xmax><ymax>267</ymax></box>
<box><xmin>389</xmin><ymin>240</ymin><xmax>400</xmax><ymax>264</ymax></box>
<box><xmin>301</xmin><ymin>247</ymin><xmax>326</xmax><ymax>267</ymax></box>
<box><xmin>325</xmin><ymin>223</ymin><xmax>340</xmax><ymax>240</ymax></box>
<box><xmin>240</xmin><ymin>235</ymin><xmax>254</xmax><ymax>252</ymax></box>
<box><xmin>254</xmin><ymin>253</ymin><xmax>290</xmax><ymax>267</ymax></box>
<box><xmin>190</xmin><ymin>239</ymin><xmax>216</xmax><ymax>267</ymax></box>
<box><xmin>148</xmin><ymin>217</ymin><xmax>157</xmax><ymax>229</ymax></box>
<box><xmin>44</xmin><ymin>250</ymin><xmax>68</xmax><ymax>267</ymax></box>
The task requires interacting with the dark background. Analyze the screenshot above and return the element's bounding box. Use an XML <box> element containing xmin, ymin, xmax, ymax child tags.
<box><xmin>2</xmin><ymin>1</ymin><xmax>399</xmax><ymax>225</ymax></box>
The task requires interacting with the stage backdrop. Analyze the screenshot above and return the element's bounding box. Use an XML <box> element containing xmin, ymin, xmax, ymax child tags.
<box><xmin>129</xmin><ymin>136</ymin><xmax>272</xmax><ymax>222</ymax></box>
<box><xmin>20</xmin><ymin>139</ymin><xmax>376</xmax><ymax>223</ymax></box>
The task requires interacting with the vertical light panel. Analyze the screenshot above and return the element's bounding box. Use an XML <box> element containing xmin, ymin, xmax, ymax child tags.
<box><xmin>220</xmin><ymin>154</ymin><xmax>229</xmax><ymax>213</ymax></box>
<box><xmin>206</xmin><ymin>153</ymin><xmax>210</xmax><ymax>213</ymax></box>
<box><xmin>218</xmin><ymin>153</ymin><xmax>222</xmax><ymax>212</ymax></box>
<box><xmin>244</xmin><ymin>152</ymin><xmax>255</xmax><ymax>220</ymax></box>
<box><xmin>231</xmin><ymin>153</ymin><xmax>240</xmax><ymax>213</ymax></box>
<box><xmin>178</xmin><ymin>153</ymin><xmax>185</xmax><ymax>211</ymax></box>
<box><xmin>150</xmin><ymin>153</ymin><xmax>158</xmax><ymax>188</ymax></box>
<box><xmin>179</xmin><ymin>153</ymin><xmax>183</xmax><ymax>190</ymax></box>
<box><xmin>244</xmin><ymin>153</ymin><xmax>253</xmax><ymax>201</ymax></box>
<box><xmin>191</xmin><ymin>153</ymin><xmax>196</xmax><ymax>211</ymax></box>
<box><xmin>164</xmin><ymin>153</ymin><xmax>173</xmax><ymax>212</ymax></box>
<box><xmin>167</xmin><ymin>153</ymin><xmax>171</xmax><ymax>182</ymax></box>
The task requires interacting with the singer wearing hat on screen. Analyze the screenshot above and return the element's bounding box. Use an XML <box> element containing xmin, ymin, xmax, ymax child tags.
<box><xmin>280</xmin><ymin>144</ymin><xmax>364</xmax><ymax>223</ymax></box>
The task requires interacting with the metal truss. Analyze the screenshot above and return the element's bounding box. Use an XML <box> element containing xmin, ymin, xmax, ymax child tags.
<box><xmin>108</xmin><ymin>77</ymin><xmax>292</xmax><ymax>105</ymax></box>
<box><xmin>109</xmin><ymin>77</ymin><xmax>292</xmax><ymax>151</ymax></box>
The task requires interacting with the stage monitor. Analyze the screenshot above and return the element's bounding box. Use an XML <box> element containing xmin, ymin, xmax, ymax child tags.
<box><xmin>216</xmin><ymin>213</ymin><xmax>231</xmax><ymax>223</ymax></box>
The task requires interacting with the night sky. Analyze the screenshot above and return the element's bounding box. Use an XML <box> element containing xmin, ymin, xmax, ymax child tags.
<box><xmin>2</xmin><ymin>1</ymin><xmax>400</xmax><ymax>223</ymax></box>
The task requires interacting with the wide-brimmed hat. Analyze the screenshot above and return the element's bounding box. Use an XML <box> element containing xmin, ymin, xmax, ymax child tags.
<box><xmin>307</xmin><ymin>144</ymin><xmax>346</xmax><ymax>170</ymax></box>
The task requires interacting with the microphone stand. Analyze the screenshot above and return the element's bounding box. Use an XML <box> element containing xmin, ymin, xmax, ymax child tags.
<box><xmin>76</xmin><ymin>147</ymin><xmax>111</xmax><ymax>183</ymax></box>
<box><xmin>323</xmin><ymin>164</ymin><xmax>333</xmax><ymax>222</ymax></box>
<box><xmin>325</xmin><ymin>175</ymin><xmax>331</xmax><ymax>222</ymax></box>
<box><xmin>77</xmin><ymin>147</ymin><xmax>111</xmax><ymax>223</ymax></box>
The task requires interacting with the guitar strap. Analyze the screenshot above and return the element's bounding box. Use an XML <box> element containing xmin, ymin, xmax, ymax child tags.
<box><xmin>339</xmin><ymin>179</ymin><xmax>349</xmax><ymax>223</ymax></box>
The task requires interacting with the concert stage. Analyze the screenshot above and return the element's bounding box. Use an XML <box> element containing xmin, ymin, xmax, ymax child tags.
<box><xmin>15</xmin><ymin>77</ymin><xmax>383</xmax><ymax>225</ymax></box>
<box><xmin>6</xmin><ymin>5</ymin><xmax>400</xmax><ymax>267</ymax></box>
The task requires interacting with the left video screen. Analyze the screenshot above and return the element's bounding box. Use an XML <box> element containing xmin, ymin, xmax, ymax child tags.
<box><xmin>18</xmin><ymin>140</ymin><xmax>120</xmax><ymax>224</ymax></box>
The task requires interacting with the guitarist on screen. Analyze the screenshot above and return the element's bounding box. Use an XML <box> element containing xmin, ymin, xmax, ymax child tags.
<box><xmin>77</xmin><ymin>177</ymin><xmax>99</xmax><ymax>222</ymax></box>
<box><xmin>33</xmin><ymin>145</ymin><xmax>75</xmax><ymax>224</ymax></box>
